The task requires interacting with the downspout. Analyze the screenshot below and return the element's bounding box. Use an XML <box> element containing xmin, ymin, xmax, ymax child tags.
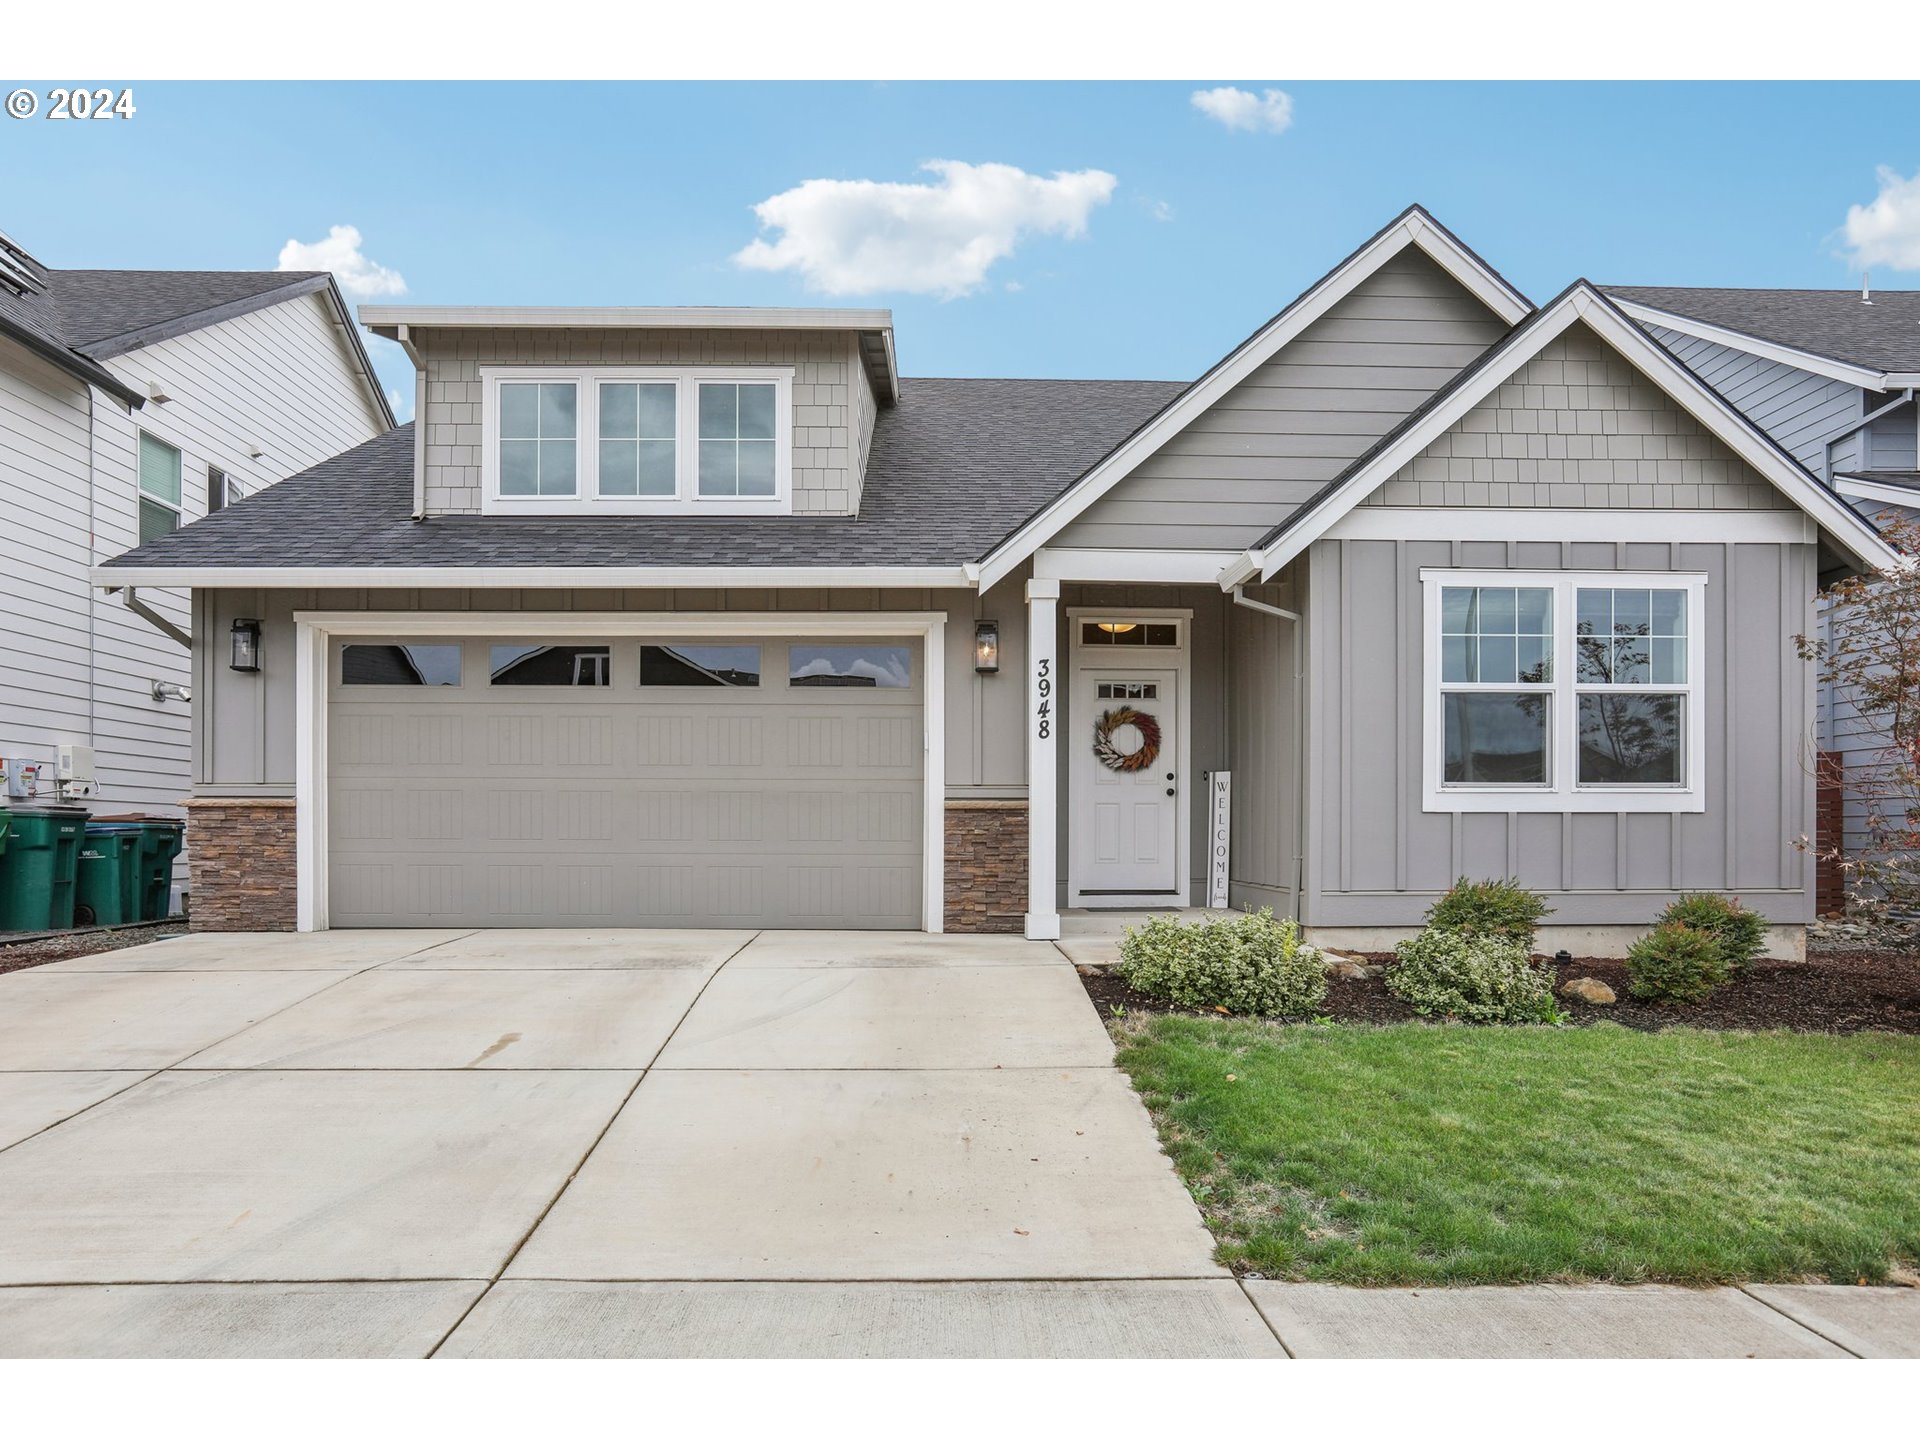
<box><xmin>1820</xmin><ymin>387</ymin><xmax>1916</xmax><ymax>481</ymax></box>
<box><xmin>399</xmin><ymin>325</ymin><xmax>428</xmax><ymax>520</ymax></box>
<box><xmin>86</xmin><ymin>383</ymin><xmax>97</xmax><ymax>764</ymax></box>
<box><xmin>1230</xmin><ymin>584</ymin><xmax>1306</xmax><ymax>923</ymax></box>
<box><xmin>109</xmin><ymin>586</ymin><xmax>191</xmax><ymax>650</ymax></box>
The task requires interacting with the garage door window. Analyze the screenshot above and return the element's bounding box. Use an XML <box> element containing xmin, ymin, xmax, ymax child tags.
<box><xmin>789</xmin><ymin>645</ymin><xmax>913</xmax><ymax>689</ymax></box>
<box><xmin>640</xmin><ymin>644</ymin><xmax>761</xmax><ymax>687</ymax></box>
<box><xmin>342</xmin><ymin>644</ymin><xmax>462</xmax><ymax>686</ymax></box>
<box><xmin>489</xmin><ymin>644</ymin><xmax>611</xmax><ymax>687</ymax></box>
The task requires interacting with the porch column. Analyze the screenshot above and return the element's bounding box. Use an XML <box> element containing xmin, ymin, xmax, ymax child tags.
<box><xmin>1025</xmin><ymin>577</ymin><xmax>1061</xmax><ymax>940</ymax></box>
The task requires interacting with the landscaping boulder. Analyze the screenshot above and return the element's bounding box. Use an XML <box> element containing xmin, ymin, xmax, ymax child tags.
<box><xmin>1561</xmin><ymin>976</ymin><xmax>1616</xmax><ymax>1005</ymax></box>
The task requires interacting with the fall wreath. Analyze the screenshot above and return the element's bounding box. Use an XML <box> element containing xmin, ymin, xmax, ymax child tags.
<box><xmin>1091</xmin><ymin>705</ymin><xmax>1162</xmax><ymax>773</ymax></box>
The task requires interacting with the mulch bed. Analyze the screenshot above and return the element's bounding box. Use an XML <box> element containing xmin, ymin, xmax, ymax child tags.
<box><xmin>0</xmin><ymin>921</ymin><xmax>187</xmax><ymax>976</ymax></box>
<box><xmin>1081</xmin><ymin>946</ymin><xmax>1920</xmax><ymax>1035</ymax></box>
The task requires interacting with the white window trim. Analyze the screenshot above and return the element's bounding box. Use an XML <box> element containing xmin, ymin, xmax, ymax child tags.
<box><xmin>479</xmin><ymin>365</ymin><xmax>795</xmax><ymax>516</ymax></box>
<box><xmin>1420</xmin><ymin>569</ymin><xmax>1709</xmax><ymax>814</ymax></box>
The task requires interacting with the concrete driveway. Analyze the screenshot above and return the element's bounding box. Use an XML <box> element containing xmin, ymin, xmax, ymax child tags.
<box><xmin>0</xmin><ymin>927</ymin><xmax>1278</xmax><ymax>1358</ymax></box>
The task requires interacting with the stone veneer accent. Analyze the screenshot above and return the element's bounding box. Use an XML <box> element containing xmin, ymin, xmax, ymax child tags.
<box><xmin>944</xmin><ymin>800</ymin><xmax>1028</xmax><ymax>934</ymax></box>
<box><xmin>183</xmin><ymin>797</ymin><xmax>297</xmax><ymax>932</ymax></box>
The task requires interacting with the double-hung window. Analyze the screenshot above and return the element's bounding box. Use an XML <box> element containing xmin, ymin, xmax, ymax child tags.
<box><xmin>137</xmin><ymin>432</ymin><xmax>183</xmax><ymax>544</ymax></box>
<box><xmin>1423</xmin><ymin>570</ymin><xmax>1706</xmax><ymax>812</ymax></box>
<box><xmin>482</xmin><ymin>366</ymin><xmax>791</xmax><ymax>515</ymax></box>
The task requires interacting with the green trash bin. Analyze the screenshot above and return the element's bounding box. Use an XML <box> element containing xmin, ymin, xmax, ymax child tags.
<box><xmin>74</xmin><ymin>823</ymin><xmax>146</xmax><ymax>927</ymax></box>
<box><xmin>137</xmin><ymin>818</ymin><xmax>185</xmax><ymax>921</ymax></box>
<box><xmin>0</xmin><ymin>805</ymin><xmax>88</xmax><ymax>932</ymax></box>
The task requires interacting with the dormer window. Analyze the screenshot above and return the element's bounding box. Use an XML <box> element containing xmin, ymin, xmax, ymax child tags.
<box><xmin>481</xmin><ymin>366</ymin><xmax>792</xmax><ymax>514</ymax></box>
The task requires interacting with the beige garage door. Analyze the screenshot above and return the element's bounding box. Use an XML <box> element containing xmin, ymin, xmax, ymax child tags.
<box><xmin>326</xmin><ymin>636</ymin><xmax>923</xmax><ymax>928</ymax></box>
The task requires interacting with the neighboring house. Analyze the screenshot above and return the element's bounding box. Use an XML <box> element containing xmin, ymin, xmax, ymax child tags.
<box><xmin>0</xmin><ymin>227</ymin><xmax>392</xmax><ymax>909</ymax></box>
<box><xmin>96</xmin><ymin>207</ymin><xmax>1897</xmax><ymax>955</ymax></box>
<box><xmin>1605</xmin><ymin>285</ymin><xmax>1920</xmax><ymax>896</ymax></box>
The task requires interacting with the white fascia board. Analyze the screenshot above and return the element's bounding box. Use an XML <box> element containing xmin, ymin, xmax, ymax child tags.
<box><xmin>92</xmin><ymin>565</ymin><xmax>974</xmax><ymax>591</ymax></box>
<box><xmin>1033</xmin><ymin>548</ymin><xmax>1242</xmax><ymax>583</ymax></box>
<box><xmin>1611</xmin><ymin>299</ymin><xmax>1890</xmax><ymax>391</ymax></box>
<box><xmin>1328</xmin><ymin>506</ymin><xmax>1816</xmax><ymax>544</ymax></box>
<box><xmin>973</xmin><ymin>212</ymin><xmax>1533</xmax><ymax>593</ymax></box>
<box><xmin>1835</xmin><ymin>476</ymin><xmax>1920</xmax><ymax>512</ymax></box>
<box><xmin>292</xmin><ymin>610</ymin><xmax>950</xmax><ymax>638</ymax></box>
<box><xmin>360</xmin><ymin>305</ymin><xmax>894</xmax><ymax>332</ymax></box>
<box><xmin>1256</xmin><ymin>287</ymin><xmax>1904</xmax><ymax>579</ymax></box>
<box><xmin>1214</xmin><ymin>551</ymin><xmax>1262</xmax><ymax>590</ymax></box>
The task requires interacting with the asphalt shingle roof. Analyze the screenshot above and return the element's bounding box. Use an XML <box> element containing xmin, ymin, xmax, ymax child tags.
<box><xmin>100</xmin><ymin>377</ymin><xmax>1190</xmax><ymax>571</ymax></box>
<box><xmin>1603</xmin><ymin>285</ymin><xmax>1920</xmax><ymax>375</ymax></box>
<box><xmin>1</xmin><ymin>226</ymin><xmax>348</xmax><ymax>402</ymax></box>
<box><xmin>48</xmin><ymin>269</ymin><xmax>328</xmax><ymax>357</ymax></box>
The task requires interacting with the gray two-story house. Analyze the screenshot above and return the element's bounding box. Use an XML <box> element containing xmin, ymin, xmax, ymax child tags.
<box><xmin>96</xmin><ymin>207</ymin><xmax>1896</xmax><ymax>953</ymax></box>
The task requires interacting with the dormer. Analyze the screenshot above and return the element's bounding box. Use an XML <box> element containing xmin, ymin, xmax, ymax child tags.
<box><xmin>361</xmin><ymin>306</ymin><xmax>897</xmax><ymax>518</ymax></box>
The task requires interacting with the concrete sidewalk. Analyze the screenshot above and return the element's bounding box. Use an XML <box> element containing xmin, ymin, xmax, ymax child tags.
<box><xmin>0</xmin><ymin>926</ymin><xmax>1913</xmax><ymax>1359</ymax></box>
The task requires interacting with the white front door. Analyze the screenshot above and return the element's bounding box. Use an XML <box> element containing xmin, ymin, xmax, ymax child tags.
<box><xmin>1070</xmin><ymin>668</ymin><xmax>1180</xmax><ymax>899</ymax></box>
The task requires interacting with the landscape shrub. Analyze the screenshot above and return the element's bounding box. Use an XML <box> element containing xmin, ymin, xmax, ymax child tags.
<box><xmin>1626</xmin><ymin>922</ymin><xmax>1731</xmax><ymax>1005</ymax></box>
<box><xmin>1117</xmin><ymin>908</ymin><xmax>1327</xmax><ymax>1018</ymax></box>
<box><xmin>1656</xmin><ymin>893</ymin><xmax>1768</xmax><ymax>977</ymax></box>
<box><xmin>1386</xmin><ymin>929</ymin><xmax>1558</xmax><ymax>1024</ymax></box>
<box><xmin>1424</xmin><ymin>876</ymin><xmax>1554</xmax><ymax>950</ymax></box>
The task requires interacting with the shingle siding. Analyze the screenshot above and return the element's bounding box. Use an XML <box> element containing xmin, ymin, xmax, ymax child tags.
<box><xmin>416</xmin><ymin>327</ymin><xmax>878</xmax><ymax>516</ymax></box>
<box><xmin>1361</xmin><ymin>325</ymin><xmax>1795</xmax><ymax>511</ymax></box>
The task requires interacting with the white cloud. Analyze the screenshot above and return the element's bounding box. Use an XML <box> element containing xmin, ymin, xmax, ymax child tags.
<box><xmin>732</xmin><ymin>160</ymin><xmax>1117</xmax><ymax>299</ymax></box>
<box><xmin>1841</xmin><ymin>166</ymin><xmax>1920</xmax><ymax>271</ymax></box>
<box><xmin>1146</xmin><ymin>198</ymin><xmax>1175</xmax><ymax>223</ymax></box>
<box><xmin>276</xmin><ymin>224</ymin><xmax>407</xmax><ymax>298</ymax></box>
<box><xmin>1190</xmin><ymin>86</ymin><xmax>1294</xmax><ymax>135</ymax></box>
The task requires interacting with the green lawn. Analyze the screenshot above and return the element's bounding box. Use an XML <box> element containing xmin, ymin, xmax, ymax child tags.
<box><xmin>1113</xmin><ymin>1016</ymin><xmax>1920</xmax><ymax>1285</ymax></box>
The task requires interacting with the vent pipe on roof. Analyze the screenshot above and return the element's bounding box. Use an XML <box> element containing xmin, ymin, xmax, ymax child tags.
<box><xmin>1862</xmin><ymin>272</ymin><xmax>1873</xmax><ymax>304</ymax></box>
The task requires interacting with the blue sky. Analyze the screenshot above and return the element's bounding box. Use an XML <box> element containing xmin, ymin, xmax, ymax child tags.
<box><xmin>6</xmin><ymin>81</ymin><xmax>1918</xmax><ymax>419</ymax></box>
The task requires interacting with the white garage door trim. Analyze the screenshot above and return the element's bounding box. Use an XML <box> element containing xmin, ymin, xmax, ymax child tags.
<box><xmin>294</xmin><ymin>609</ymin><xmax>947</xmax><ymax>933</ymax></box>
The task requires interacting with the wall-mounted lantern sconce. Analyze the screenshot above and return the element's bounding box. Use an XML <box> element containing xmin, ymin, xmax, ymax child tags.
<box><xmin>974</xmin><ymin>620</ymin><xmax>1000</xmax><ymax>674</ymax></box>
<box><xmin>229</xmin><ymin>618</ymin><xmax>262</xmax><ymax>673</ymax></box>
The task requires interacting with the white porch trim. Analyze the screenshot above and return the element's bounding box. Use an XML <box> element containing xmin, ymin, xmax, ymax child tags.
<box><xmin>1034</xmin><ymin>547</ymin><xmax>1241</xmax><ymax>583</ymax></box>
<box><xmin>95</xmin><ymin>564</ymin><xmax>973</xmax><ymax>590</ymax></box>
<box><xmin>1325</xmin><ymin>507</ymin><xmax>1816</xmax><ymax>545</ymax></box>
<box><xmin>1024</xmin><ymin>578</ymin><xmax>1061</xmax><ymax>940</ymax></box>
<box><xmin>291</xmin><ymin>609</ymin><xmax>947</xmax><ymax>935</ymax></box>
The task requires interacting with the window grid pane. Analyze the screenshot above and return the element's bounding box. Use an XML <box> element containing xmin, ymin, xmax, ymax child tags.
<box><xmin>1576</xmin><ymin>587</ymin><xmax>1687</xmax><ymax>686</ymax></box>
<box><xmin>498</xmin><ymin>382</ymin><xmax>577</xmax><ymax>496</ymax></box>
<box><xmin>598</xmin><ymin>382</ymin><xmax>677</xmax><ymax>497</ymax></box>
<box><xmin>697</xmin><ymin>382</ymin><xmax>778</xmax><ymax>497</ymax></box>
<box><xmin>138</xmin><ymin>433</ymin><xmax>182</xmax><ymax>505</ymax></box>
<box><xmin>1439</xmin><ymin>586</ymin><xmax>1552</xmax><ymax>684</ymax></box>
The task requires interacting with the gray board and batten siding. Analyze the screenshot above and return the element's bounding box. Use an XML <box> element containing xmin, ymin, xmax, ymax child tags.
<box><xmin>1304</xmin><ymin>318</ymin><xmax>1822</xmax><ymax>925</ymax></box>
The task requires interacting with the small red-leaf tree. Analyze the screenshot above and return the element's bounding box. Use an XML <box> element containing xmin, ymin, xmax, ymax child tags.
<box><xmin>1796</xmin><ymin>511</ymin><xmax>1920</xmax><ymax>915</ymax></box>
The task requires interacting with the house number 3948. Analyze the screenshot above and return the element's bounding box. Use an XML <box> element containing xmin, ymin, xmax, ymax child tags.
<box><xmin>1035</xmin><ymin>657</ymin><xmax>1052</xmax><ymax>739</ymax></box>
